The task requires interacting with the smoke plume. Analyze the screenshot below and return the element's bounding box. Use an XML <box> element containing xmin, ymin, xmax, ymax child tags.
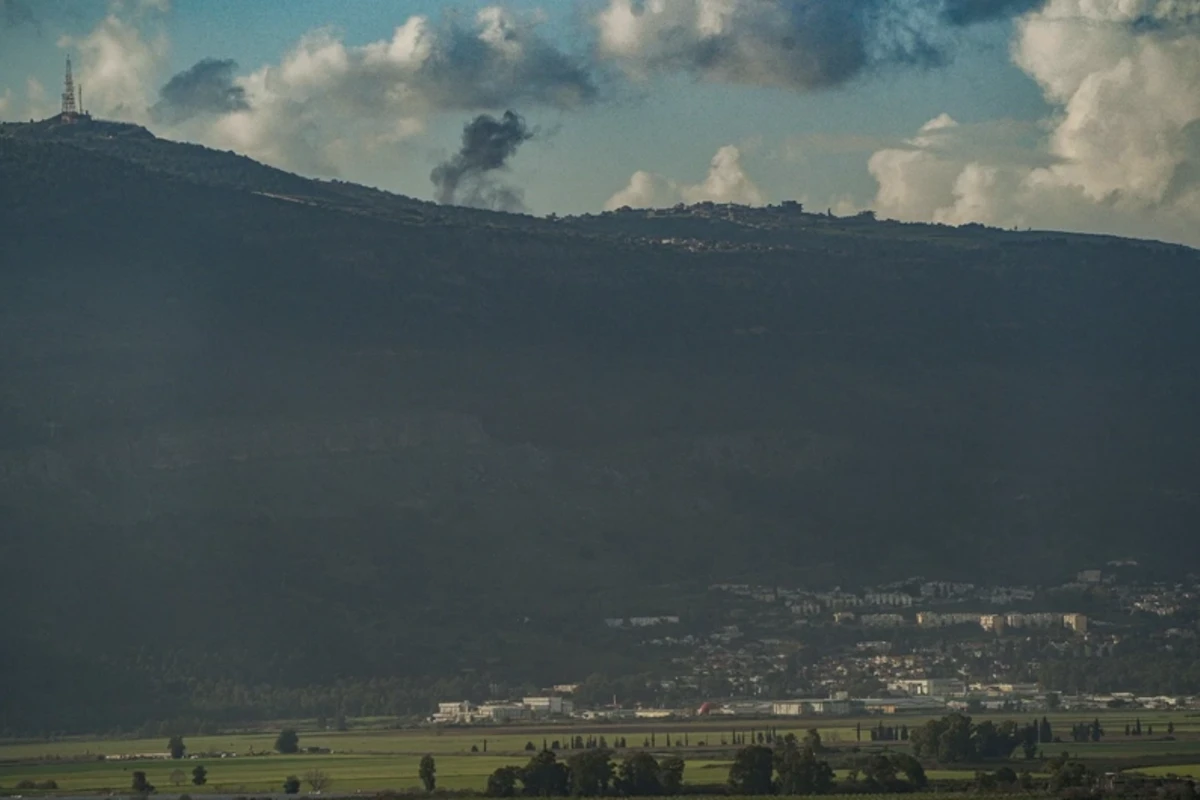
<box><xmin>431</xmin><ymin>110</ymin><xmax>534</xmax><ymax>212</ymax></box>
<box><xmin>152</xmin><ymin>58</ymin><xmax>248</xmax><ymax>124</ymax></box>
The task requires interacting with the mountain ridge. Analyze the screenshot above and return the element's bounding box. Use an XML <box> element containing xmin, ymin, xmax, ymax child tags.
<box><xmin>1</xmin><ymin>120</ymin><xmax>1199</xmax><ymax>733</ymax></box>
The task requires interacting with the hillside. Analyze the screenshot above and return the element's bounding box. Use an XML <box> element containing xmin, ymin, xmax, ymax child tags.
<box><xmin>1</xmin><ymin>123</ymin><xmax>1199</xmax><ymax>733</ymax></box>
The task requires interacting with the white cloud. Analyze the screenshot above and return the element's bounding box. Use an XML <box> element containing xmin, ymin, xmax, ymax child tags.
<box><xmin>61</xmin><ymin>7</ymin><xmax>168</xmax><ymax>124</ymax></box>
<box><xmin>594</xmin><ymin>0</ymin><xmax>878</xmax><ymax>90</ymax></box>
<box><xmin>681</xmin><ymin>145</ymin><xmax>766</xmax><ymax>204</ymax></box>
<box><xmin>866</xmin><ymin>0</ymin><xmax>1200</xmax><ymax>246</ymax></box>
<box><xmin>605</xmin><ymin>169</ymin><xmax>681</xmax><ymax>209</ymax></box>
<box><xmin>605</xmin><ymin>144</ymin><xmax>765</xmax><ymax>209</ymax></box>
<box><xmin>166</xmin><ymin>6</ymin><xmax>595</xmax><ymax>176</ymax></box>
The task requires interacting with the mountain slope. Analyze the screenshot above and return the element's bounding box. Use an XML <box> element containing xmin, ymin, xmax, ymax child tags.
<box><xmin>1</xmin><ymin>126</ymin><xmax>1199</xmax><ymax>733</ymax></box>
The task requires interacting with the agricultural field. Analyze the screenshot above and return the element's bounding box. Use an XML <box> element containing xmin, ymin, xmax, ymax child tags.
<box><xmin>3</xmin><ymin>712</ymin><xmax>1200</xmax><ymax>795</ymax></box>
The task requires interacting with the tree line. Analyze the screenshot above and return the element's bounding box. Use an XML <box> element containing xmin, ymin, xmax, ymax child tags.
<box><xmin>482</xmin><ymin>731</ymin><xmax>927</xmax><ymax>798</ymax></box>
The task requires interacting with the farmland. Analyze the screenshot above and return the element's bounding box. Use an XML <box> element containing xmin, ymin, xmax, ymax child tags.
<box><xmin>4</xmin><ymin>713</ymin><xmax>1200</xmax><ymax>795</ymax></box>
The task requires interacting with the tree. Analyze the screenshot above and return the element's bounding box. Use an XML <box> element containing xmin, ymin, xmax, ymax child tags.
<box><xmin>419</xmin><ymin>754</ymin><xmax>437</xmax><ymax>793</ymax></box>
<box><xmin>892</xmin><ymin>753</ymin><xmax>927</xmax><ymax>789</ymax></box>
<box><xmin>617</xmin><ymin>752</ymin><xmax>662</xmax><ymax>796</ymax></box>
<box><xmin>775</xmin><ymin>736</ymin><xmax>835</xmax><ymax>796</ymax></box>
<box><xmin>284</xmin><ymin>776</ymin><xmax>301</xmax><ymax>794</ymax></box>
<box><xmin>305</xmin><ymin>769</ymin><xmax>332</xmax><ymax>793</ymax></box>
<box><xmin>276</xmin><ymin>728</ymin><xmax>300</xmax><ymax>754</ymax></box>
<box><xmin>191</xmin><ymin>765</ymin><xmax>207</xmax><ymax>786</ymax></box>
<box><xmin>659</xmin><ymin>756</ymin><xmax>685</xmax><ymax>796</ymax></box>
<box><xmin>802</xmin><ymin>728</ymin><xmax>823</xmax><ymax>753</ymax></box>
<box><xmin>566</xmin><ymin>748</ymin><xmax>614</xmax><ymax>796</ymax></box>
<box><xmin>487</xmin><ymin>766</ymin><xmax>521</xmax><ymax>797</ymax></box>
<box><xmin>335</xmin><ymin>709</ymin><xmax>348</xmax><ymax>731</ymax></box>
<box><xmin>995</xmin><ymin>766</ymin><xmax>1018</xmax><ymax>787</ymax></box>
<box><xmin>132</xmin><ymin>771</ymin><xmax>155</xmax><ymax>795</ymax></box>
<box><xmin>1040</xmin><ymin>716</ymin><xmax>1053</xmax><ymax>743</ymax></box>
<box><xmin>1048</xmin><ymin>759</ymin><xmax>1093</xmax><ymax>792</ymax></box>
<box><xmin>521</xmin><ymin>749</ymin><xmax>569</xmax><ymax>797</ymax></box>
<box><xmin>168</xmin><ymin>735</ymin><xmax>186</xmax><ymax>760</ymax></box>
<box><xmin>728</xmin><ymin>745</ymin><xmax>774</xmax><ymax>795</ymax></box>
<box><xmin>169</xmin><ymin>770</ymin><xmax>185</xmax><ymax>787</ymax></box>
<box><xmin>1169</xmin><ymin>721</ymin><xmax>1176</xmax><ymax>735</ymax></box>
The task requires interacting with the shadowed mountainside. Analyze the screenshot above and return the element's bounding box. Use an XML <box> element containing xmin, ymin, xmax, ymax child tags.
<box><xmin>1</xmin><ymin>120</ymin><xmax>1199</xmax><ymax>733</ymax></box>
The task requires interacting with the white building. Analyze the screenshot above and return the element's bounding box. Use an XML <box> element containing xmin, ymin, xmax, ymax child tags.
<box><xmin>1063</xmin><ymin>613</ymin><xmax>1089</xmax><ymax>633</ymax></box>
<box><xmin>478</xmin><ymin>703</ymin><xmax>529</xmax><ymax>722</ymax></box>
<box><xmin>771</xmin><ymin>699</ymin><xmax>853</xmax><ymax>717</ymax></box>
<box><xmin>523</xmin><ymin>697</ymin><xmax>575</xmax><ymax>717</ymax></box>
<box><xmin>887</xmin><ymin>678</ymin><xmax>962</xmax><ymax>697</ymax></box>
<box><xmin>864</xmin><ymin>592</ymin><xmax>914</xmax><ymax>608</ymax></box>
<box><xmin>860</xmin><ymin>613</ymin><xmax>906</xmax><ymax>627</ymax></box>
<box><xmin>432</xmin><ymin>701</ymin><xmax>476</xmax><ymax>723</ymax></box>
<box><xmin>917</xmin><ymin>612</ymin><xmax>981</xmax><ymax>627</ymax></box>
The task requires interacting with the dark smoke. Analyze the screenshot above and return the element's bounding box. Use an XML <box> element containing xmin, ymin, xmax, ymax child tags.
<box><xmin>431</xmin><ymin>111</ymin><xmax>534</xmax><ymax>212</ymax></box>
<box><xmin>151</xmin><ymin>58</ymin><xmax>249</xmax><ymax>125</ymax></box>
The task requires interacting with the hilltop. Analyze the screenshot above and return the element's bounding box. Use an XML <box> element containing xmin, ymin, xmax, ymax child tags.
<box><xmin>1</xmin><ymin>123</ymin><xmax>1198</xmax><ymax>733</ymax></box>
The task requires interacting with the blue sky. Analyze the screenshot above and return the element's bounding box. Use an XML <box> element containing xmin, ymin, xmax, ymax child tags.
<box><xmin>2</xmin><ymin>0</ymin><xmax>1198</xmax><ymax>246</ymax></box>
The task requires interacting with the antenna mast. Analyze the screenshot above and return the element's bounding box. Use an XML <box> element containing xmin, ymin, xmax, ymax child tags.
<box><xmin>61</xmin><ymin>56</ymin><xmax>77</xmax><ymax>116</ymax></box>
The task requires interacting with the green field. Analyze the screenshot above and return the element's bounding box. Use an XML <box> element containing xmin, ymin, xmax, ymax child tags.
<box><xmin>3</xmin><ymin>712</ymin><xmax>1200</xmax><ymax>794</ymax></box>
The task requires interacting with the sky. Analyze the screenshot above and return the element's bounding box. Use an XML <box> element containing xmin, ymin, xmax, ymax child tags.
<box><xmin>2</xmin><ymin>0</ymin><xmax>1199</xmax><ymax>246</ymax></box>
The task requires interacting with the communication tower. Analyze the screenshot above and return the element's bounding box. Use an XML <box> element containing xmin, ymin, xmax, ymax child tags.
<box><xmin>61</xmin><ymin>56</ymin><xmax>78</xmax><ymax>116</ymax></box>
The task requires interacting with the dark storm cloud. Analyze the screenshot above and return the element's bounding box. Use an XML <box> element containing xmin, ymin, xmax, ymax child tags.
<box><xmin>415</xmin><ymin>12</ymin><xmax>599</xmax><ymax>110</ymax></box>
<box><xmin>939</xmin><ymin>0</ymin><xmax>1047</xmax><ymax>25</ymax></box>
<box><xmin>431</xmin><ymin>110</ymin><xmax>534</xmax><ymax>212</ymax></box>
<box><xmin>151</xmin><ymin>58</ymin><xmax>249</xmax><ymax>124</ymax></box>
<box><xmin>594</xmin><ymin>0</ymin><xmax>1054</xmax><ymax>92</ymax></box>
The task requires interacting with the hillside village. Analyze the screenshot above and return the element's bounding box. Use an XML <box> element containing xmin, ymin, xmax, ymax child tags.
<box><xmin>434</xmin><ymin>565</ymin><xmax>1200</xmax><ymax>725</ymax></box>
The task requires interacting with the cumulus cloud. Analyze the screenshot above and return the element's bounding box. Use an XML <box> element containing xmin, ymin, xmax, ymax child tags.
<box><xmin>593</xmin><ymin>0</ymin><xmax>1050</xmax><ymax>92</ymax></box>
<box><xmin>866</xmin><ymin>0</ymin><xmax>1200</xmax><ymax>246</ymax></box>
<box><xmin>605</xmin><ymin>144</ymin><xmax>765</xmax><ymax>209</ymax></box>
<box><xmin>151</xmin><ymin>58</ymin><xmax>248</xmax><ymax>124</ymax></box>
<box><xmin>431</xmin><ymin>110</ymin><xmax>534</xmax><ymax>212</ymax></box>
<box><xmin>185</xmin><ymin>6</ymin><xmax>595</xmax><ymax>176</ymax></box>
<box><xmin>61</xmin><ymin>5</ymin><xmax>168</xmax><ymax>124</ymax></box>
<box><xmin>606</xmin><ymin>169</ymin><xmax>681</xmax><ymax>209</ymax></box>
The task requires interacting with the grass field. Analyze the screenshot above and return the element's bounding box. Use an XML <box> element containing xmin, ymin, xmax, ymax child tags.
<box><xmin>3</xmin><ymin>712</ymin><xmax>1200</xmax><ymax>794</ymax></box>
<box><xmin>0</xmin><ymin>756</ymin><xmax>998</xmax><ymax>795</ymax></box>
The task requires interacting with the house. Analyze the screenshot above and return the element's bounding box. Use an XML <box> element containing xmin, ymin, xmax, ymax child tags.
<box><xmin>432</xmin><ymin>701</ymin><xmax>476</xmax><ymax>723</ymax></box>
<box><xmin>1063</xmin><ymin>613</ymin><xmax>1089</xmax><ymax>633</ymax></box>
